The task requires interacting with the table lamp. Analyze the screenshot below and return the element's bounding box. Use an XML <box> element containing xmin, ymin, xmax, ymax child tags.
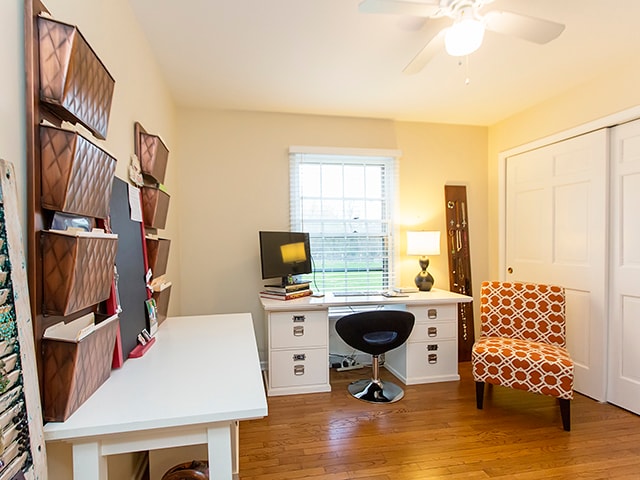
<box><xmin>406</xmin><ymin>231</ymin><xmax>441</xmax><ymax>291</ymax></box>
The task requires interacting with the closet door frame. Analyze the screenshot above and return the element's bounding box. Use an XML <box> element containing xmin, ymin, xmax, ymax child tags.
<box><xmin>498</xmin><ymin>105</ymin><xmax>640</xmax><ymax>405</ymax></box>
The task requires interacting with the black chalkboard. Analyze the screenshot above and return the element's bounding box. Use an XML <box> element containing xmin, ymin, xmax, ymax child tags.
<box><xmin>109</xmin><ymin>177</ymin><xmax>148</xmax><ymax>358</ymax></box>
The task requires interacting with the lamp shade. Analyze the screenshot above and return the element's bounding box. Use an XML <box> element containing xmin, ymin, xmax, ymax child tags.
<box><xmin>444</xmin><ymin>17</ymin><xmax>485</xmax><ymax>57</ymax></box>
<box><xmin>407</xmin><ymin>231</ymin><xmax>441</xmax><ymax>256</ymax></box>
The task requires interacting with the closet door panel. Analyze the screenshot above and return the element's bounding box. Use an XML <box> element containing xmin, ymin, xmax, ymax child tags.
<box><xmin>608</xmin><ymin>119</ymin><xmax>640</xmax><ymax>414</ymax></box>
<box><xmin>505</xmin><ymin>129</ymin><xmax>608</xmax><ymax>401</ymax></box>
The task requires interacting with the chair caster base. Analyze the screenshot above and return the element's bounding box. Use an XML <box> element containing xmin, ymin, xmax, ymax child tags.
<box><xmin>347</xmin><ymin>379</ymin><xmax>405</xmax><ymax>403</ymax></box>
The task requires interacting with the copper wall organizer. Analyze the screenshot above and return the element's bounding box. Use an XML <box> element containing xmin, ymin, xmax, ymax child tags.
<box><xmin>37</xmin><ymin>16</ymin><xmax>115</xmax><ymax>140</ymax></box>
<box><xmin>444</xmin><ymin>185</ymin><xmax>475</xmax><ymax>362</ymax></box>
<box><xmin>146</xmin><ymin>237</ymin><xmax>171</xmax><ymax>278</ymax></box>
<box><xmin>40</xmin><ymin>124</ymin><xmax>116</xmax><ymax>218</ymax></box>
<box><xmin>135</xmin><ymin>122</ymin><xmax>169</xmax><ymax>184</ymax></box>
<box><xmin>142</xmin><ymin>186</ymin><xmax>170</xmax><ymax>230</ymax></box>
<box><xmin>41</xmin><ymin>231</ymin><xmax>118</xmax><ymax>316</ymax></box>
<box><xmin>42</xmin><ymin>314</ymin><xmax>119</xmax><ymax>421</ymax></box>
<box><xmin>152</xmin><ymin>284</ymin><xmax>172</xmax><ymax>327</ymax></box>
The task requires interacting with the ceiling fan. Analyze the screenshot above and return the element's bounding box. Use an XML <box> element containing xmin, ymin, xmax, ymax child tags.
<box><xmin>359</xmin><ymin>0</ymin><xmax>566</xmax><ymax>74</ymax></box>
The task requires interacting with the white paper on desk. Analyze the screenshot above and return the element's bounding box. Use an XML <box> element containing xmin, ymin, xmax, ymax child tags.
<box><xmin>128</xmin><ymin>183</ymin><xmax>143</xmax><ymax>222</ymax></box>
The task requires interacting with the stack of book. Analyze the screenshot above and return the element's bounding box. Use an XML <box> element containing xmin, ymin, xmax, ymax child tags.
<box><xmin>259</xmin><ymin>282</ymin><xmax>312</xmax><ymax>300</ymax></box>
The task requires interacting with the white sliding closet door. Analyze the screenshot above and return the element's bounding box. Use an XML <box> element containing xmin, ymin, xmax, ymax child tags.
<box><xmin>505</xmin><ymin>129</ymin><xmax>608</xmax><ymax>401</ymax></box>
<box><xmin>608</xmin><ymin>119</ymin><xmax>640</xmax><ymax>415</ymax></box>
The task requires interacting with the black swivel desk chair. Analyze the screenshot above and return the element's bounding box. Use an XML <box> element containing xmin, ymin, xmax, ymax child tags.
<box><xmin>335</xmin><ymin>310</ymin><xmax>415</xmax><ymax>403</ymax></box>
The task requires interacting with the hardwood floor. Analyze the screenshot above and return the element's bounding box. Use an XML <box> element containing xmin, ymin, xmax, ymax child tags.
<box><xmin>238</xmin><ymin>362</ymin><xmax>640</xmax><ymax>479</ymax></box>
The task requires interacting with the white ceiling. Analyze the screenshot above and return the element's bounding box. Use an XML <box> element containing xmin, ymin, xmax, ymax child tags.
<box><xmin>127</xmin><ymin>0</ymin><xmax>640</xmax><ymax>126</ymax></box>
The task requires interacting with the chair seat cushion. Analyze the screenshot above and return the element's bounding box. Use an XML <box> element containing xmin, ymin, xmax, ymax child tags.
<box><xmin>363</xmin><ymin>331</ymin><xmax>398</xmax><ymax>346</ymax></box>
<box><xmin>472</xmin><ymin>336</ymin><xmax>574</xmax><ymax>400</ymax></box>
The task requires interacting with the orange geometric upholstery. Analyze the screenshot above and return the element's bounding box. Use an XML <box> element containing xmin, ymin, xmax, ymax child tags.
<box><xmin>472</xmin><ymin>281</ymin><xmax>574</xmax><ymax>430</ymax></box>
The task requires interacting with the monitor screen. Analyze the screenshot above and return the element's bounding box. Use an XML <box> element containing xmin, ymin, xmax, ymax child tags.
<box><xmin>259</xmin><ymin>231</ymin><xmax>312</xmax><ymax>285</ymax></box>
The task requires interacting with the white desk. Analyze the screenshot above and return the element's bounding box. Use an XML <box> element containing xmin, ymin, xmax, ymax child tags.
<box><xmin>43</xmin><ymin>313</ymin><xmax>268</xmax><ymax>480</ymax></box>
<box><xmin>260</xmin><ymin>289</ymin><xmax>472</xmax><ymax>396</ymax></box>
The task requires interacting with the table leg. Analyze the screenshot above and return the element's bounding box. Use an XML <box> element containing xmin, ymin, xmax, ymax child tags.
<box><xmin>232</xmin><ymin>420</ymin><xmax>239</xmax><ymax>474</ymax></box>
<box><xmin>72</xmin><ymin>441</ymin><xmax>107</xmax><ymax>480</ymax></box>
<box><xmin>207</xmin><ymin>423</ymin><xmax>233</xmax><ymax>480</ymax></box>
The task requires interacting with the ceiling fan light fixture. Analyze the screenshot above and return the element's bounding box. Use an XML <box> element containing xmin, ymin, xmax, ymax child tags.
<box><xmin>444</xmin><ymin>17</ymin><xmax>485</xmax><ymax>57</ymax></box>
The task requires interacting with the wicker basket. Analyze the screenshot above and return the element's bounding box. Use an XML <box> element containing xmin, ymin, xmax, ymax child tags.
<box><xmin>38</xmin><ymin>16</ymin><xmax>115</xmax><ymax>140</ymax></box>
<box><xmin>40</xmin><ymin>125</ymin><xmax>116</xmax><ymax>218</ymax></box>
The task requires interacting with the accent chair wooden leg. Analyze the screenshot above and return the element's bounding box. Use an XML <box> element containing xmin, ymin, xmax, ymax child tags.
<box><xmin>475</xmin><ymin>381</ymin><xmax>485</xmax><ymax>409</ymax></box>
<box><xmin>559</xmin><ymin>398</ymin><xmax>571</xmax><ymax>431</ymax></box>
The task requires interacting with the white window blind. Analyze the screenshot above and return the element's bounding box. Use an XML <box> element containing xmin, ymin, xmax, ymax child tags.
<box><xmin>289</xmin><ymin>147</ymin><xmax>399</xmax><ymax>294</ymax></box>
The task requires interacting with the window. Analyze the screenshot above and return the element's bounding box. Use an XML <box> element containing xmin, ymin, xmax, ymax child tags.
<box><xmin>289</xmin><ymin>147</ymin><xmax>399</xmax><ymax>294</ymax></box>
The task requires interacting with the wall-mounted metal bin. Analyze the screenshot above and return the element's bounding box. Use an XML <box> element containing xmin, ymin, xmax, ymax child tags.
<box><xmin>141</xmin><ymin>186</ymin><xmax>170</xmax><ymax>230</ymax></box>
<box><xmin>38</xmin><ymin>16</ymin><xmax>115</xmax><ymax>140</ymax></box>
<box><xmin>137</xmin><ymin>124</ymin><xmax>169</xmax><ymax>184</ymax></box>
<box><xmin>146</xmin><ymin>237</ymin><xmax>170</xmax><ymax>278</ymax></box>
<box><xmin>42</xmin><ymin>230</ymin><xmax>118</xmax><ymax>316</ymax></box>
<box><xmin>42</xmin><ymin>314</ymin><xmax>119</xmax><ymax>421</ymax></box>
<box><xmin>40</xmin><ymin>125</ymin><xmax>116</xmax><ymax>218</ymax></box>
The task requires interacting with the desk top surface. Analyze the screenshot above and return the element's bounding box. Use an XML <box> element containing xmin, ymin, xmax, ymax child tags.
<box><xmin>43</xmin><ymin>313</ymin><xmax>268</xmax><ymax>441</ymax></box>
<box><xmin>260</xmin><ymin>288</ymin><xmax>472</xmax><ymax>312</ymax></box>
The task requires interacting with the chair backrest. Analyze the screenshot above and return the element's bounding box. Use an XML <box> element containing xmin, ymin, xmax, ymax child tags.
<box><xmin>335</xmin><ymin>310</ymin><xmax>415</xmax><ymax>356</ymax></box>
<box><xmin>480</xmin><ymin>281</ymin><xmax>566</xmax><ymax>347</ymax></box>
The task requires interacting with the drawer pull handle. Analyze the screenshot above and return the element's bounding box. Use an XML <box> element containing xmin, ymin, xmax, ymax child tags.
<box><xmin>293</xmin><ymin>315</ymin><xmax>306</xmax><ymax>323</ymax></box>
<box><xmin>294</xmin><ymin>365</ymin><xmax>305</xmax><ymax>376</ymax></box>
<box><xmin>427</xmin><ymin>308</ymin><xmax>438</xmax><ymax>319</ymax></box>
<box><xmin>427</xmin><ymin>344</ymin><xmax>438</xmax><ymax>351</ymax></box>
<box><xmin>428</xmin><ymin>353</ymin><xmax>438</xmax><ymax>364</ymax></box>
<box><xmin>293</xmin><ymin>326</ymin><xmax>304</xmax><ymax>336</ymax></box>
<box><xmin>293</xmin><ymin>353</ymin><xmax>306</xmax><ymax>362</ymax></box>
<box><xmin>427</xmin><ymin>327</ymin><xmax>438</xmax><ymax>337</ymax></box>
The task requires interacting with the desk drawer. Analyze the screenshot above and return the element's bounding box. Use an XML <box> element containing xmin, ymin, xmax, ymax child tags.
<box><xmin>407</xmin><ymin>304</ymin><xmax>456</xmax><ymax>323</ymax></box>
<box><xmin>409</xmin><ymin>321</ymin><xmax>456</xmax><ymax>343</ymax></box>
<box><xmin>269</xmin><ymin>348</ymin><xmax>328</xmax><ymax>389</ymax></box>
<box><xmin>270</xmin><ymin>310</ymin><xmax>327</xmax><ymax>349</ymax></box>
<box><xmin>406</xmin><ymin>339</ymin><xmax>457</xmax><ymax>380</ymax></box>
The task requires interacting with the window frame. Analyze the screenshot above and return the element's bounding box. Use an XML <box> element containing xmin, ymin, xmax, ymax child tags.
<box><xmin>289</xmin><ymin>146</ymin><xmax>401</xmax><ymax>294</ymax></box>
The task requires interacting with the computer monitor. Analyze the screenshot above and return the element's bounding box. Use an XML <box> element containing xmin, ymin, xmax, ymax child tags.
<box><xmin>259</xmin><ymin>231</ymin><xmax>312</xmax><ymax>286</ymax></box>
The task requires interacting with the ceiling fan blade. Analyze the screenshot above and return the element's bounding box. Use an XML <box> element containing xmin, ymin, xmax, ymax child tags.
<box><xmin>403</xmin><ymin>23</ymin><xmax>447</xmax><ymax>75</ymax></box>
<box><xmin>359</xmin><ymin>0</ymin><xmax>441</xmax><ymax>18</ymax></box>
<box><xmin>484</xmin><ymin>10</ymin><xmax>565</xmax><ymax>44</ymax></box>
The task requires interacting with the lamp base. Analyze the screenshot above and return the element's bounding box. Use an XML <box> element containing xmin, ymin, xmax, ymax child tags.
<box><xmin>414</xmin><ymin>271</ymin><xmax>434</xmax><ymax>291</ymax></box>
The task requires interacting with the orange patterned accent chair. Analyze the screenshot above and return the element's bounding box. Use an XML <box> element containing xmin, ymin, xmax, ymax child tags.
<box><xmin>472</xmin><ymin>281</ymin><xmax>574</xmax><ymax>431</ymax></box>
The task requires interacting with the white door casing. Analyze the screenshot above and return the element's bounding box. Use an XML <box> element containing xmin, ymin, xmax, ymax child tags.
<box><xmin>505</xmin><ymin>129</ymin><xmax>609</xmax><ymax>401</ymax></box>
<box><xmin>608</xmin><ymin>119</ymin><xmax>640</xmax><ymax>415</ymax></box>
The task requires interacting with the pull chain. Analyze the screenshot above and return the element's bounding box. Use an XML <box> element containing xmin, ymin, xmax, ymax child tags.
<box><xmin>458</xmin><ymin>56</ymin><xmax>471</xmax><ymax>85</ymax></box>
<box><xmin>464</xmin><ymin>55</ymin><xmax>471</xmax><ymax>85</ymax></box>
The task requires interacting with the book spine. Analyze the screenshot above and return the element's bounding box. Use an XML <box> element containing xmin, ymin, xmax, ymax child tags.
<box><xmin>260</xmin><ymin>289</ymin><xmax>312</xmax><ymax>300</ymax></box>
<box><xmin>264</xmin><ymin>283</ymin><xmax>310</xmax><ymax>293</ymax></box>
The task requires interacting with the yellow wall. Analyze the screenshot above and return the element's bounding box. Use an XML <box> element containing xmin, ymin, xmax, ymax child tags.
<box><xmin>174</xmin><ymin>109</ymin><xmax>488</xmax><ymax>357</ymax></box>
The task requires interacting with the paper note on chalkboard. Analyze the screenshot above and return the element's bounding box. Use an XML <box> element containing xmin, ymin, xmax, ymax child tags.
<box><xmin>128</xmin><ymin>183</ymin><xmax>143</xmax><ymax>222</ymax></box>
